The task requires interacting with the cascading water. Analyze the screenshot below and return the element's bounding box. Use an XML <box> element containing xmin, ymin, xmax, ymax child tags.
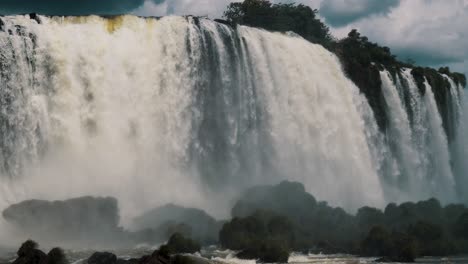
<box><xmin>0</xmin><ymin>15</ymin><xmax>466</xmax><ymax>232</ymax></box>
<box><xmin>379</xmin><ymin>69</ymin><xmax>458</xmax><ymax>203</ymax></box>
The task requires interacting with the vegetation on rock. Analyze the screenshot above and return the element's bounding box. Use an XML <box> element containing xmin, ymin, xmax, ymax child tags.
<box><xmin>220</xmin><ymin>181</ymin><xmax>468</xmax><ymax>262</ymax></box>
<box><xmin>12</xmin><ymin>240</ymin><xmax>68</xmax><ymax>264</ymax></box>
<box><xmin>223</xmin><ymin>0</ymin><xmax>332</xmax><ymax>46</ymax></box>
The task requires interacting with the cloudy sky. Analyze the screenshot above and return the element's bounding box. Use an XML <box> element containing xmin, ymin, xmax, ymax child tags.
<box><xmin>0</xmin><ymin>0</ymin><xmax>466</xmax><ymax>75</ymax></box>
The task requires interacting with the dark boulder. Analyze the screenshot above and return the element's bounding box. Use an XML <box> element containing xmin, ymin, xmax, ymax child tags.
<box><xmin>214</xmin><ymin>19</ymin><xmax>232</xmax><ymax>27</ymax></box>
<box><xmin>138</xmin><ymin>249</ymin><xmax>170</xmax><ymax>264</ymax></box>
<box><xmin>12</xmin><ymin>240</ymin><xmax>47</xmax><ymax>264</ymax></box>
<box><xmin>29</xmin><ymin>13</ymin><xmax>41</xmax><ymax>24</ymax></box>
<box><xmin>47</xmin><ymin>248</ymin><xmax>68</xmax><ymax>264</ymax></box>
<box><xmin>133</xmin><ymin>204</ymin><xmax>220</xmax><ymax>245</ymax></box>
<box><xmin>220</xmin><ymin>210</ymin><xmax>295</xmax><ymax>251</ymax></box>
<box><xmin>3</xmin><ymin>196</ymin><xmax>124</xmax><ymax>245</ymax></box>
<box><xmin>231</xmin><ymin>181</ymin><xmax>317</xmax><ymax>219</ymax></box>
<box><xmin>165</xmin><ymin>233</ymin><xmax>201</xmax><ymax>254</ymax></box>
<box><xmin>172</xmin><ymin>255</ymin><xmax>212</xmax><ymax>264</ymax></box>
<box><xmin>88</xmin><ymin>252</ymin><xmax>117</xmax><ymax>264</ymax></box>
<box><xmin>236</xmin><ymin>239</ymin><xmax>289</xmax><ymax>263</ymax></box>
<box><xmin>230</xmin><ymin>181</ymin><xmax>357</xmax><ymax>252</ymax></box>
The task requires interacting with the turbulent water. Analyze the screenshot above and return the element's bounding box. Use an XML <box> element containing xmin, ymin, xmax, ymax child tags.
<box><xmin>0</xmin><ymin>15</ymin><xmax>466</xmax><ymax>230</ymax></box>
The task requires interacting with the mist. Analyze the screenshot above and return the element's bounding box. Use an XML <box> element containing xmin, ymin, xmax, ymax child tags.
<box><xmin>0</xmin><ymin>14</ymin><xmax>467</xmax><ymax>251</ymax></box>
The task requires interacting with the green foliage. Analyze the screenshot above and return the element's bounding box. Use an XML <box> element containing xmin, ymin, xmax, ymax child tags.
<box><xmin>220</xmin><ymin>210</ymin><xmax>292</xmax><ymax>262</ymax></box>
<box><xmin>331</xmin><ymin>29</ymin><xmax>396</xmax><ymax>130</ymax></box>
<box><xmin>390</xmin><ymin>232</ymin><xmax>418</xmax><ymax>262</ymax></box>
<box><xmin>223</xmin><ymin>0</ymin><xmax>332</xmax><ymax>46</ymax></box>
<box><xmin>454</xmin><ymin>212</ymin><xmax>468</xmax><ymax>240</ymax></box>
<box><xmin>360</xmin><ymin>226</ymin><xmax>393</xmax><ymax>257</ymax></box>
<box><xmin>408</xmin><ymin>221</ymin><xmax>443</xmax><ymax>241</ymax></box>
<box><xmin>165</xmin><ymin>233</ymin><xmax>201</xmax><ymax>254</ymax></box>
<box><xmin>229</xmin><ymin>181</ymin><xmax>358</xmax><ymax>253</ymax></box>
<box><xmin>439</xmin><ymin>67</ymin><xmax>467</xmax><ymax>87</ymax></box>
<box><xmin>220</xmin><ymin>210</ymin><xmax>295</xmax><ymax>250</ymax></box>
<box><xmin>407</xmin><ymin>221</ymin><xmax>454</xmax><ymax>256</ymax></box>
<box><xmin>361</xmin><ymin>227</ymin><xmax>417</xmax><ymax>262</ymax></box>
<box><xmin>222</xmin><ymin>181</ymin><xmax>468</xmax><ymax>259</ymax></box>
<box><xmin>336</xmin><ymin>29</ymin><xmax>398</xmax><ymax>67</ymax></box>
<box><xmin>356</xmin><ymin>207</ymin><xmax>385</xmax><ymax>232</ymax></box>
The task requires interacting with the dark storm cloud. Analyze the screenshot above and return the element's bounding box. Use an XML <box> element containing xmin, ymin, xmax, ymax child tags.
<box><xmin>320</xmin><ymin>0</ymin><xmax>400</xmax><ymax>27</ymax></box>
<box><xmin>0</xmin><ymin>0</ymin><xmax>163</xmax><ymax>15</ymax></box>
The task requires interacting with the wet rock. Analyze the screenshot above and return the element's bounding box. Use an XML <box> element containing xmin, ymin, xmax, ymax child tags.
<box><xmin>47</xmin><ymin>248</ymin><xmax>68</xmax><ymax>264</ymax></box>
<box><xmin>231</xmin><ymin>181</ymin><xmax>317</xmax><ymax>219</ymax></box>
<box><xmin>236</xmin><ymin>239</ymin><xmax>290</xmax><ymax>263</ymax></box>
<box><xmin>138</xmin><ymin>250</ymin><xmax>170</xmax><ymax>264</ymax></box>
<box><xmin>165</xmin><ymin>233</ymin><xmax>201</xmax><ymax>254</ymax></box>
<box><xmin>3</xmin><ymin>196</ymin><xmax>123</xmax><ymax>245</ymax></box>
<box><xmin>88</xmin><ymin>252</ymin><xmax>117</xmax><ymax>264</ymax></box>
<box><xmin>214</xmin><ymin>19</ymin><xmax>231</xmax><ymax>27</ymax></box>
<box><xmin>12</xmin><ymin>240</ymin><xmax>47</xmax><ymax>264</ymax></box>
<box><xmin>29</xmin><ymin>13</ymin><xmax>41</xmax><ymax>24</ymax></box>
<box><xmin>134</xmin><ymin>204</ymin><xmax>221</xmax><ymax>245</ymax></box>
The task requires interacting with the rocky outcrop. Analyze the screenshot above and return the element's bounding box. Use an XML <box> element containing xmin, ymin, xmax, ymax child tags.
<box><xmin>165</xmin><ymin>233</ymin><xmax>201</xmax><ymax>254</ymax></box>
<box><xmin>133</xmin><ymin>204</ymin><xmax>221</xmax><ymax>245</ymax></box>
<box><xmin>88</xmin><ymin>252</ymin><xmax>118</xmax><ymax>264</ymax></box>
<box><xmin>3</xmin><ymin>196</ymin><xmax>125</xmax><ymax>246</ymax></box>
<box><xmin>12</xmin><ymin>240</ymin><xmax>68</xmax><ymax>264</ymax></box>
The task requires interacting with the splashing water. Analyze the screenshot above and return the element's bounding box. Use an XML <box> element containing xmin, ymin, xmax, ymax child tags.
<box><xmin>0</xmin><ymin>15</ymin><xmax>466</xmax><ymax>237</ymax></box>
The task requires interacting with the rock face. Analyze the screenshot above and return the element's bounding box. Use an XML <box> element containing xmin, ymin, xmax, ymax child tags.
<box><xmin>12</xmin><ymin>240</ymin><xmax>68</xmax><ymax>264</ymax></box>
<box><xmin>219</xmin><ymin>210</ymin><xmax>292</xmax><ymax>262</ymax></box>
<box><xmin>230</xmin><ymin>181</ymin><xmax>356</xmax><ymax>252</ymax></box>
<box><xmin>133</xmin><ymin>204</ymin><xmax>221</xmax><ymax>245</ymax></box>
<box><xmin>3</xmin><ymin>196</ymin><xmax>124</xmax><ymax>245</ymax></box>
<box><xmin>231</xmin><ymin>181</ymin><xmax>317</xmax><ymax>219</ymax></box>
<box><xmin>13</xmin><ymin>240</ymin><xmax>47</xmax><ymax>264</ymax></box>
<box><xmin>165</xmin><ymin>233</ymin><xmax>201</xmax><ymax>254</ymax></box>
<box><xmin>88</xmin><ymin>252</ymin><xmax>118</xmax><ymax>264</ymax></box>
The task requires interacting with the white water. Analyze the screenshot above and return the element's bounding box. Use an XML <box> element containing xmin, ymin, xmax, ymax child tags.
<box><xmin>379</xmin><ymin>70</ymin><xmax>459</xmax><ymax>203</ymax></box>
<box><xmin>379</xmin><ymin>70</ymin><xmax>422</xmax><ymax>200</ymax></box>
<box><xmin>0</xmin><ymin>15</ymin><xmax>385</xmax><ymax>221</ymax></box>
<box><xmin>0</xmin><ymin>14</ymin><xmax>466</xmax><ymax>241</ymax></box>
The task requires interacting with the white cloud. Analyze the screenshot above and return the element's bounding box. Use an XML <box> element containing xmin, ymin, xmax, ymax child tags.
<box><xmin>134</xmin><ymin>0</ymin><xmax>238</xmax><ymax>18</ymax></box>
<box><xmin>330</xmin><ymin>0</ymin><xmax>468</xmax><ymax>74</ymax></box>
<box><xmin>134</xmin><ymin>0</ymin><xmax>322</xmax><ymax>18</ymax></box>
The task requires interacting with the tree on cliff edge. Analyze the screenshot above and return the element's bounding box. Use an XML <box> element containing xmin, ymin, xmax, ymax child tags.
<box><xmin>223</xmin><ymin>0</ymin><xmax>332</xmax><ymax>46</ymax></box>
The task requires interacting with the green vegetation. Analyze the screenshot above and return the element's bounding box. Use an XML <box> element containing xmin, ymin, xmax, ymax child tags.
<box><xmin>361</xmin><ymin>226</ymin><xmax>417</xmax><ymax>262</ymax></box>
<box><xmin>219</xmin><ymin>181</ymin><xmax>468</xmax><ymax>262</ymax></box>
<box><xmin>223</xmin><ymin>0</ymin><xmax>332</xmax><ymax>46</ymax></box>
<box><xmin>219</xmin><ymin>210</ymin><xmax>292</xmax><ymax>262</ymax></box>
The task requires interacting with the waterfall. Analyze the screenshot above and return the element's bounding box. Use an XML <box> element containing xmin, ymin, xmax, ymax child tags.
<box><xmin>0</xmin><ymin>15</ymin><xmax>466</xmax><ymax>225</ymax></box>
